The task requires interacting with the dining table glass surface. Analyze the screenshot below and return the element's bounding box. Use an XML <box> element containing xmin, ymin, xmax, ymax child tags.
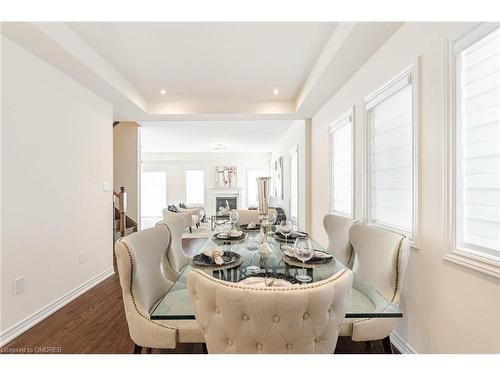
<box><xmin>150</xmin><ymin>232</ymin><xmax>402</xmax><ymax>320</ymax></box>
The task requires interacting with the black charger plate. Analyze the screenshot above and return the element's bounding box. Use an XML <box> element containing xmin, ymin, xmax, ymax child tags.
<box><xmin>192</xmin><ymin>251</ymin><xmax>241</xmax><ymax>267</ymax></box>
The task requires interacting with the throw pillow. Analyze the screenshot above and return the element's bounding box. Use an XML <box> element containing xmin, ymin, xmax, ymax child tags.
<box><xmin>168</xmin><ymin>205</ymin><xmax>179</xmax><ymax>213</ymax></box>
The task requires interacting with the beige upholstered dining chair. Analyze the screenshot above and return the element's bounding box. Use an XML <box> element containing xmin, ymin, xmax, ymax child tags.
<box><xmin>163</xmin><ymin>207</ymin><xmax>199</xmax><ymax>233</ymax></box>
<box><xmin>115</xmin><ymin>219</ymin><xmax>203</xmax><ymax>353</ymax></box>
<box><xmin>235</xmin><ymin>209</ymin><xmax>260</xmax><ymax>226</ymax></box>
<box><xmin>157</xmin><ymin>216</ymin><xmax>189</xmax><ymax>276</ymax></box>
<box><xmin>323</xmin><ymin>214</ymin><xmax>357</xmax><ymax>268</ymax></box>
<box><xmin>235</xmin><ymin>208</ymin><xmax>278</xmax><ymax>226</ymax></box>
<box><xmin>187</xmin><ymin>268</ymin><xmax>353</xmax><ymax>354</ymax></box>
<box><xmin>339</xmin><ymin>223</ymin><xmax>410</xmax><ymax>353</ymax></box>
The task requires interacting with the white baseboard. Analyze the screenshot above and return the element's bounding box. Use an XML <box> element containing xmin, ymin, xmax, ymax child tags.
<box><xmin>0</xmin><ymin>267</ymin><xmax>115</xmax><ymax>347</ymax></box>
<box><xmin>390</xmin><ymin>331</ymin><xmax>417</xmax><ymax>354</ymax></box>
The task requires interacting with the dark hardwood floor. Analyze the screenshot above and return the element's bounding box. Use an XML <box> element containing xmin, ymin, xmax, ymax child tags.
<box><xmin>1</xmin><ymin>238</ymin><xmax>397</xmax><ymax>354</ymax></box>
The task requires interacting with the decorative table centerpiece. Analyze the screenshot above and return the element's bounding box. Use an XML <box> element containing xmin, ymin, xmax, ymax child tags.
<box><xmin>256</xmin><ymin>177</ymin><xmax>274</xmax><ymax>254</ymax></box>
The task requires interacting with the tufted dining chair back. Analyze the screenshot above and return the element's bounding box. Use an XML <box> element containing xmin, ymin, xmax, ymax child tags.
<box><xmin>323</xmin><ymin>214</ymin><xmax>357</xmax><ymax>267</ymax></box>
<box><xmin>187</xmin><ymin>268</ymin><xmax>353</xmax><ymax>354</ymax></box>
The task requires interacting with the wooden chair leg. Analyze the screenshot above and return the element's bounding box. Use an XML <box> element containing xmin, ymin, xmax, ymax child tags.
<box><xmin>133</xmin><ymin>344</ymin><xmax>142</xmax><ymax>354</ymax></box>
<box><xmin>382</xmin><ymin>336</ymin><xmax>393</xmax><ymax>354</ymax></box>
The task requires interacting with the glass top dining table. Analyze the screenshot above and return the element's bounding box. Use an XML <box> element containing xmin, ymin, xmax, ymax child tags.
<box><xmin>150</xmin><ymin>231</ymin><xmax>402</xmax><ymax>320</ymax></box>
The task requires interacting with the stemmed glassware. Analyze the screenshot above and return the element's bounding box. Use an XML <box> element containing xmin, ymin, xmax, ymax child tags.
<box><xmin>280</xmin><ymin>220</ymin><xmax>292</xmax><ymax>243</ymax></box>
<box><xmin>294</xmin><ymin>237</ymin><xmax>314</xmax><ymax>283</ymax></box>
<box><xmin>267</xmin><ymin>209</ymin><xmax>278</xmax><ymax>233</ymax></box>
<box><xmin>229</xmin><ymin>209</ymin><xmax>239</xmax><ymax>232</ymax></box>
<box><xmin>245</xmin><ymin>232</ymin><xmax>260</xmax><ymax>273</ymax></box>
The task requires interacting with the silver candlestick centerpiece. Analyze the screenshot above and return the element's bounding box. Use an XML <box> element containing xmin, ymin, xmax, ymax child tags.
<box><xmin>256</xmin><ymin>177</ymin><xmax>274</xmax><ymax>254</ymax></box>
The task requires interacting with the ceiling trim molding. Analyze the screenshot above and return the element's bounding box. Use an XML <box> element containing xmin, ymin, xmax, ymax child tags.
<box><xmin>142</xmin><ymin>152</ymin><xmax>272</xmax><ymax>162</ymax></box>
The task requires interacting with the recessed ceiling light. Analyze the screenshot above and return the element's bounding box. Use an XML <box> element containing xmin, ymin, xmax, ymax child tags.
<box><xmin>273</xmin><ymin>88</ymin><xmax>280</xmax><ymax>96</ymax></box>
<box><xmin>159</xmin><ymin>89</ymin><xmax>167</xmax><ymax>96</ymax></box>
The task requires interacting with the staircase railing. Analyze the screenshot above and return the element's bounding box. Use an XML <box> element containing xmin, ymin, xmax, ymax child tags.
<box><xmin>114</xmin><ymin>186</ymin><xmax>128</xmax><ymax>237</ymax></box>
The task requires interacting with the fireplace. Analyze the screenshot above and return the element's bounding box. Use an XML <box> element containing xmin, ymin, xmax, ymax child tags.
<box><xmin>215</xmin><ymin>196</ymin><xmax>238</xmax><ymax>211</ymax></box>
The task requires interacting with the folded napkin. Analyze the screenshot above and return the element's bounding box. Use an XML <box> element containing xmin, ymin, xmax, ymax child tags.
<box><xmin>238</xmin><ymin>277</ymin><xmax>292</xmax><ymax>287</ymax></box>
<box><xmin>230</xmin><ymin>229</ymin><xmax>243</xmax><ymax>237</ymax></box>
<box><xmin>281</xmin><ymin>246</ymin><xmax>333</xmax><ymax>260</ymax></box>
<box><xmin>217</xmin><ymin>230</ymin><xmax>242</xmax><ymax>239</ymax></box>
<box><xmin>203</xmin><ymin>246</ymin><xmax>225</xmax><ymax>265</ymax></box>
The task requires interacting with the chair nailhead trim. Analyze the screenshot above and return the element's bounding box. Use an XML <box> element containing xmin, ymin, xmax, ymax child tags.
<box><xmin>191</xmin><ymin>268</ymin><xmax>349</xmax><ymax>292</ymax></box>
<box><xmin>120</xmin><ymin>241</ymin><xmax>176</xmax><ymax>333</ymax></box>
<box><xmin>351</xmin><ymin>236</ymin><xmax>405</xmax><ymax>330</ymax></box>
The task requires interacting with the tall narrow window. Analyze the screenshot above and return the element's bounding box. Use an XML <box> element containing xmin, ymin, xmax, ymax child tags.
<box><xmin>185</xmin><ymin>170</ymin><xmax>205</xmax><ymax>205</ymax></box>
<box><xmin>247</xmin><ymin>167</ymin><xmax>266</xmax><ymax>207</ymax></box>
<box><xmin>455</xmin><ymin>26</ymin><xmax>500</xmax><ymax>257</ymax></box>
<box><xmin>330</xmin><ymin>109</ymin><xmax>353</xmax><ymax>217</ymax></box>
<box><xmin>289</xmin><ymin>146</ymin><xmax>299</xmax><ymax>225</ymax></box>
<box><xmin>365</xmin><ymin>66</ymin><xmax>416</xmax><ymax>238</ymax></box>
<box><xmin>141</xmin><ymin>171</ymin><xmax>166</xmax><ymax>229</ymax></box>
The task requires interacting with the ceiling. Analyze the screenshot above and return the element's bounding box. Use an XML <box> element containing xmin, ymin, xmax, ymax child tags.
<box><xmin>140</xmin><ymin>120</ymin><xmax>293</xmax><ymax>153</ymax></box>
<box><xmin>68</xmin><ymin>22</ymin><xmax>335</xmax><ymax>105</ymax></box>
<box><xmin>1</xmin><ymin>22</ymin><xmax>402</xmax><ymax>120</ymax></box>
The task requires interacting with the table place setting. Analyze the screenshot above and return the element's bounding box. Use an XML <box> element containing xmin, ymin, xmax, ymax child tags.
<box><xmin>191</xmin><ymin>245</ymin><xmax>243</xmax><ymax>269</ymax></box>
<box><xmin>281</xmin><ymin>245</ymin><xmax>333</xmax><ymax>267</ymax></box>
<box><xmin>238</xmin><ymin>274</ymin><xmax>294</xmax><ymax>287</ymax></box>
<box><xmin>212</xmin><ymin>229</ymin><xmax>245</xmax><ymax>242</ymax></box>
<box><xmin>239</xmin><ymin>221</ymin><xmax>260</xmax><ymax>231</ymax></box>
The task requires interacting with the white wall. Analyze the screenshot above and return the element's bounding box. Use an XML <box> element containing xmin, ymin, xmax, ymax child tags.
<box><xmin>141</xmin><ymin>152</ymin><xmax>271</xmax><ymax>218</ymax></box>
<box><xmin>271</xmin><ymin>120</ymin><xmax>309</xmax><ymax>230</ymax></box>
<box><xmin>310</xmin><ymin>22</ymin><xmax>500</xmax><ymax>353</ymax></box>
<box><xmin>0</xmin><ymin>36</ymin><xmax>113</xmax><ymax>342</ymax></box>
<box><xmin>113</xmin><ymin>122</ymin><xmax>140</xmax><ymax>223</ymax></box>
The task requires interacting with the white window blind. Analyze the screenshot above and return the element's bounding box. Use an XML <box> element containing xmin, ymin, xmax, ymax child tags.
<box><xmin>185</xmin><ymin>170</ymin><xmax>205</xmax><ymax>205</ymax></box>
<box><xmin>247</xmin><ymin>167</ymin><xmax>266</xmax><ymax>207</ymax></box>
<box><xmin>366</xmin><ymin>70</ymin><xmax>414</xmax><ymax>236</ymax></box>
<box><xmin>330</xmin><ymin>111</ymin><xmax>353</xmax><ymax>217</ymax></box>
<box><xmin>456</xmin><ymin>27</ymin><xmax>500</xmax><ymax>255</ymax></box>
<box><xmin>289</xmin><ymin>146</ymin><xmax>299</xmax><ymax>224</ymax></box>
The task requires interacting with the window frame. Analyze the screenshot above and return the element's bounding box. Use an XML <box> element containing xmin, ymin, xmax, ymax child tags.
<box><xmin>140</xmin><ymin>170</ymin><xmax>167</xmax><ymax>230</ymax></box>
<box><xmin>363</xmin><ymin>63</ymin><xmax>419</xmax><ymax>244</ymax></box>
<box><xmin>289</xmin><ymin>145</ymin><xmax>299</xmax><ymax>226</ymax></box>
<box><xmin>246</xmin><ymin>166</ymin><xmax>266</xmax><ymax>208</ymax></box>
<box><xmin>185</xmin><ymin>169</ymin><xmax>205</xmax><ymax>206</ymax></box>
<box><xmin>329</xmin><ymin>107</ymin><xmax>355</xmax><ymax>218</ymax></box>
<box><xmin>444</xmin><ymin>23</ymin><xmax>500</xmax><ymax>278</ymax></box>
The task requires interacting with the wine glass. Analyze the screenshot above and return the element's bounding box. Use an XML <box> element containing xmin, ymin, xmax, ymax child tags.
<box><xmin>294</xmin><ymin>237</ymin><xmax>314</xmax><ymax>283</ymax></box>
<box><xmin>280</xmin><ymin>220</ymin><xmax>292</xmax><ymax>243</ymax></box>
<box><xmin>268</xmin><ymin>209</ymin><xmax>278</xmax><ymax>233</ymax></box>
<box><xmin>229</xmin><ymin>209</ymin><xmax>239</xmax><ymax>232</ymax></box>
<box><xmin>245</xmin><ymin>232</ymin><xmax>260</xmax><ymax>273</ymax></box>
